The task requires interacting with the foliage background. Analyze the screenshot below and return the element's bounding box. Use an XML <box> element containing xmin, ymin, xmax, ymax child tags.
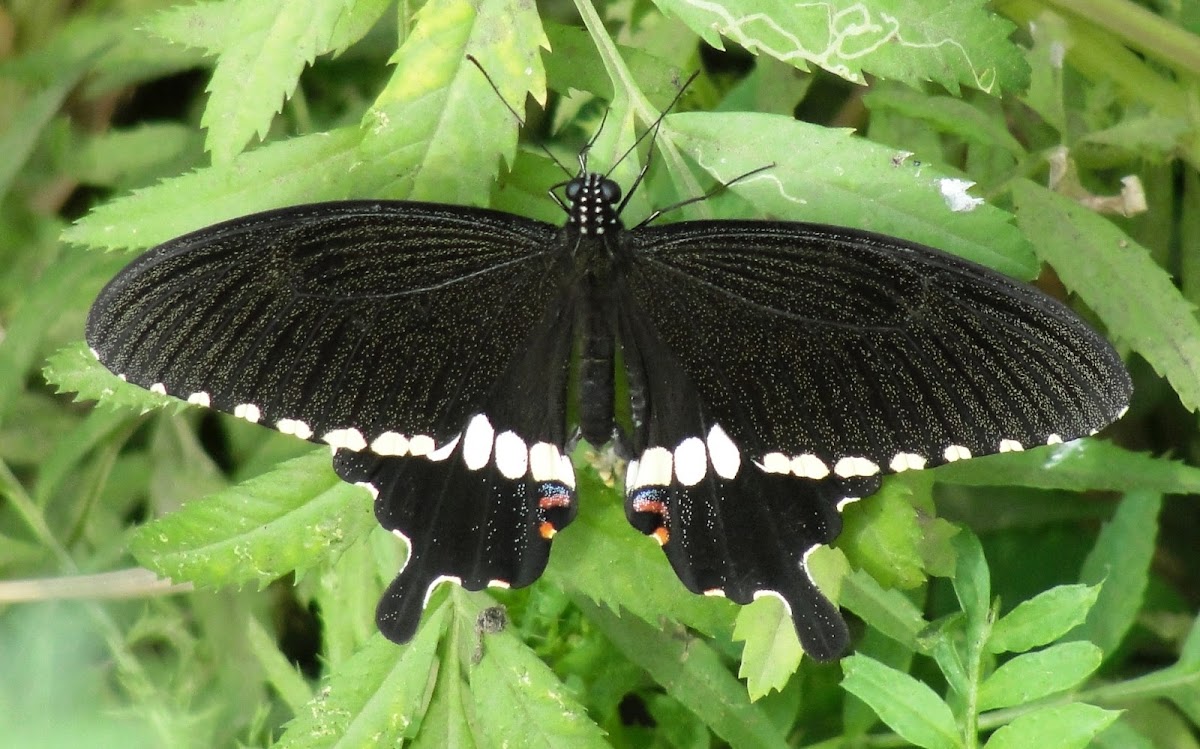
<box><xmin>1</xmin><ymin>0</ymin><xmax>1199</xmax><ymax>747</ymax></box>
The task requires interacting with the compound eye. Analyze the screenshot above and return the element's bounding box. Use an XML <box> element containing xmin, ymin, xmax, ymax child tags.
<box><xmin>565</xmin><ymin>180</ymin><xmax>583</xmax><ymax>201</ymax></box>
<box><xmin>599</xmin><ymin>179</ymin><xmax>622</xmax><ymax>204</ymax></box>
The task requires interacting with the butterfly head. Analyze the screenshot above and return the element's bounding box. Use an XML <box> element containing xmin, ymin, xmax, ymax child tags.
<box><xmin>565</xmin><ymin>172</ymin><xmax>624</xmax><ymax>237</ymax></box>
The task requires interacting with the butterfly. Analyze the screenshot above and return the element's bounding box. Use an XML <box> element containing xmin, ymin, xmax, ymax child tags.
<box><xmin>85</xmin><ymin>124</ymin><xmax>1132</xmax><ymax>661</ymax></box>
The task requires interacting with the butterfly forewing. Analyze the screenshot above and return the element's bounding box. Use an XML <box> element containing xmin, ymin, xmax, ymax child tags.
<box><xmin>614</xmin><ymin>219</ymin><xmax>1130</xmax><ymax>659</ymax></box>
<box><xmin>87</xmin><ymin>200</ymin><xmax>585</xmax><ymax>643</ymax></box>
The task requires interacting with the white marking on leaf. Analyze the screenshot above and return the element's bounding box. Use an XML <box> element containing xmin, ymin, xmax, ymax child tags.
<box><xmin>938</xmin><ymin>178</ymin><xmax>984</xmax><ymax>212</ymax></box>
<box><xmin>673</xmin><ymin>437</ymin><xmax>707</xmax><ymax>487</ymax></box>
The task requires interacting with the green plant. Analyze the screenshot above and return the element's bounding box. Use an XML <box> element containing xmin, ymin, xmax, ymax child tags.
<box><xmin>2</xmin><ymin>0</ymin><xmax>1198</xmax><ymax>747</ymax></box>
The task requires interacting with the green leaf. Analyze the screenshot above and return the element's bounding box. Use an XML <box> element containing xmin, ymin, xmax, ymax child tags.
<box><xmin>544</xmin><ymin>465</ymin><xmax>734</xmax><ymax>637</ymax></box>
<box><xmin>275</xmin><ymin>607</ymin><xmax>449</xmax><ymax>748</ymax></box>
<box><xmin>977</xmin><ymin>641</ymin><xmax>1103</xmax><ymax>711</ymax></box>
<box><xmin>158</xmin><ymin>0</ymin><xmax>359</xmax><ymax>162</ymax></box>
<box><xmin>130</xmin><ymin>451</ymin><xmax>378</xmax><ymax>587</ymax></box>
<box><xmin>951</xmin><ymin>528</ymin><xmax>990</xmax><ymax>629</ymax></box>
<box><xmin>247</xmin><ymin>615</ymin><xmax>313</xmax><ymax>715</ymax></box>
<box><xmin>933</xmin><ymin>439</ymin><xmax>1200</xmax><ymax>495</ymax></box>
<box><xmin>361</xmin><ymin>0</ymin><xmax>547</xmax><ymax>202</ymax></box>
<box><xmin>839</xmin><ymin>568</ymin><xmax>928</xmax><ymax>651</ymax></box>
<box><xmin>579</xmin><ymin>599</ymin><xmax>790</xmax><ymax>749</ymax></box>
<box><xmin>62</xmin><ymin>127</ymin><xmax>371</xmax><ymax>252</ymax></box>
<box><xmin>45</xmin><ymin>343</ymin><xmax>178</xmax><ymax>414</ymax></box>
<box><xmin>668</xmin><ymin>111</ymin><xmax>1037</xmax><ymax>278</ymax></box>
<box><xmin>840</xmin><ymin>482</ymin><xmax>926</xmax><ymax>589</ymax></box>
<box><xmin>462</xmin><ymin>589</ymin><xmax>608</xmax><ymax>748</ymax></box>
<box><xmin>1071</xmin><ymin>491</ymin><xmax>1161</xmax><ymax>657</ymax></box>
<box><xmin>1013</xmin><ymin>179</ymin><xmax>1200</xmax><ymax>413</ymax></box>
<box><xmin>864</xmin><ymin>87</ymin><xmax>1025</xmax><ymax>158</ymax></box>
<box><xmin>983</xmin><ymin>703</ymin><xmax>1120</xmax><ymax>749</ymax></box>
<box><xmin>1090</xmin><ymin>719</ymin><xmax>1158</xmax><ymax>749</ymax></box>
<box><xmin>734</xmin><ymin>594</ymin><xmax>803</xmax><ymax>700</ymax></box>
<box><xmin>654</xmin><ymin>0</ymin><xmax>1027</xmax><ymax>93</ymax></box>
<box><xmin>841</xmin><ymin>655</ymin><xmax>963</xmax><ymax>749</ymax></box>
<box><xmin>988</xmin><ymin>584</ymin><xmax>1102</xmax><ymax>654</ymax></box>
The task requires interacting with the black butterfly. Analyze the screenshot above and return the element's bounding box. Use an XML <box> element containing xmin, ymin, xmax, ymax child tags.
<box><xmin>85</xmin><ymin>139</ymin><xmax>1131</xmax><ymax>661</ymax></box>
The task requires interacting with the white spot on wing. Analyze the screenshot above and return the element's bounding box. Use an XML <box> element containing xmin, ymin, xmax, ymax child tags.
<box><xmin>673</xmin><ymin>437</ymin><xmax>707</xmax><ymax>487</ymax></box>
<box><xmin>409</xmin><ymin>434</ymin><xmax>435</xmax><ymax>456</ymax></box>
<box><xmin>187</xmin><ymin>392</ymin><xmax>211</xmax><ymax>407</ymax></box>
<box><xmin>944</xmin><ymin>444</ymin><xmax>972</xmax><ymax>462</ymax></box>
<box><xmin>88</xmin><ymin>347</ymin><xmax>100</xmax><ymax>360</ymax></box>
<box><xmin>624</xmin><ymin>459</ymin><xmax>640</xmax><ymax>493</ymax></box>
<box><xmin>277</xmin><ymin>418</ymin><xmax>314</xmax><ymax>440</ymax></box>
<box><xmin>998</xmin><ymin>439</ymin><xmax>1024</xmax><ymax>453</ymax></box>
<box><xmin>760</xmin><ymin>451</ymin><xmax>791</xmax><ymax>474</ymax></box>
<box><xmin>706</xmin><ymin>424</ymin><xmax>741</xmax><ymax>479</ymax></box>
<box><xmin>428</xmin><ymin>434</ymin><xmax>460</xmax><ymax>462</ymax></box>
<box><xmin>354</xmin><ymin>481</ymin><xmax>379</xmax><ymax>500</ymax></box>
<box><xmin>323</xmin><ymin>427</ymin><xmax>366</xmax><ymax>452</ymax></box>
<box><xmin>634</xmin><ymin>446</ymin><xmax>673</xmax><ymax>487</ymax></box>
<box><xmin>149</xmin><ymin>382</ymin><xmax>167</xmax><ymax>395</ymax></box>
<box><xmin>558</xmin><ymin>454</ymin><xmax>576</xmax><ymax>489</ymax></box>
<box><xmin>461</xmin><ymin>414</ymin><xmax>494</xmax><ymax>470</ymax></box>
<box><xmin>234</xmin><ymin>403</ymin><xmax>261</xmax><ymax>423</ymax></box>
<box><xmin>834</xmin><ymin>456</ymin><xmax>879</xmax><ymax>478</ymax></box>
<box><xmin>703</xmin><ymin>588</ymin><xmax>727</xmax><ymax>598</ymax></box>
<box><xmin>371</xmin><ymin>431</ymin><xmax>410</xmax><ymax>456</ymax></box>
<box><xmin>836</xmin><ymin>496</ymin><xmax>861</xmax><ymax>512</ymax></box>
<box><xmin>493</xmin><ymin>431</ymin><xmax>528</xmax><ymax>479</ymax></box>
<box><xmin>791</xmin><ymin>453</ymin><xmax>830</xmax><ymax>479</ymax></box>
<box><xmin>1046</xmin><ymin>434</ymin><xmax>1063</xmax><ymax>445</ymax></box>
<box><xmin>529</xmin><ymin>442</ymin><xmax>560</xmax><ymax>482</ymax></box>
<box><xmin>487</xmin><ymin>579</ymin><xmax>511</xmax><ymax>590</ymax></box>
<box><xmin>751</xmin><ymin>589</ymin><xmax>792</xmax><ymax>616</ymax></box>
<box><xmin>938</xmin><ymin>178</ymin><xmax>984</xmax><ymax>212</ymax></box>
<box><xmin>889</xmin><ymin>452</ymin><xmax>926</xmax><ymax>472</ymax></box>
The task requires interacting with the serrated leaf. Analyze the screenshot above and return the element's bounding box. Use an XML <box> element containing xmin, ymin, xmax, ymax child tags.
<box><xmin>188</xmin><ymin>0</ymin><xmax>354</xmax><ymax>162</ymax></box>
<box><xmin>44</xmin><ymin>342</ymin><xmax>178</xmax><ymax>414</ymax></box>
<box><xmin>146</xmin><ymin>0</ymin><xmax>232</xmax><ymax>55</ymax></box>
<box><xmin>130</xmin><ymin>451</ymin><xmax>377</xmax><ymax>587</ymax></box>
<box><xmin>461</xmin><ymin>589</ymin><xmax>608</xmax><ymax>748</ymax></box>
<box><xmin>653</xmin><ymin>0</ymin><xmax>1027</xmax><ymax>93</ymax></box>
<box><xmin>1070</xmin><ymin>491</ymin><xmax>1161</xmax><ymax>657</ymax></box>
<box><xmin>1013</xmin><ymin>179</ymin><xmax>1200</xmax><ymax>413</ymax></box>
<box><xmin>933</xmin><ymin>439</ymin><xmax>1200</xmax><ymax>495</ymax></box>
<box><xmin>841</xmin><ymin>655</ymin><xmax>963</xmax><ymax>749</ymax></box>
<box><xmin>667</xmin><ymin>111</ymin><xmax>1036</xmax><ymax>278</ymax></box>
<box><xmin>275</xmin><ymin>607</ymin><xmax>448</xmax><ymax>748</ymax></box>
<box><xmin>63</xmin><ymin>127</ymin><xmax>376</xmax><ymax>252</ymax></box>
<box><xmin>977</xmin><ymin>642</ymin><xmax>1102</xmax><ymax>711</ymax></box>
<box><xmin>983</xmin><ymin>703</ymin><xmax>1119</xmax><ymax>749</ymax></box>
<box><xmin>579</xmin><ymin>599</ymin><xmax>789</xmax><ymax>749</ymax></box>
<box><xmin>734</xmin><ymin>595</ymin><xmax>804</xmax><ymax>700</ymax></box>
<box><xmin>361</xmin><ymin>0</ymin><xmax>546</xmax><ymax>203</ymax></box>
<box><xmin>988</xmin><ymin>584</ymin><xmax>1101</xmax><ymax>654</ymax></box>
